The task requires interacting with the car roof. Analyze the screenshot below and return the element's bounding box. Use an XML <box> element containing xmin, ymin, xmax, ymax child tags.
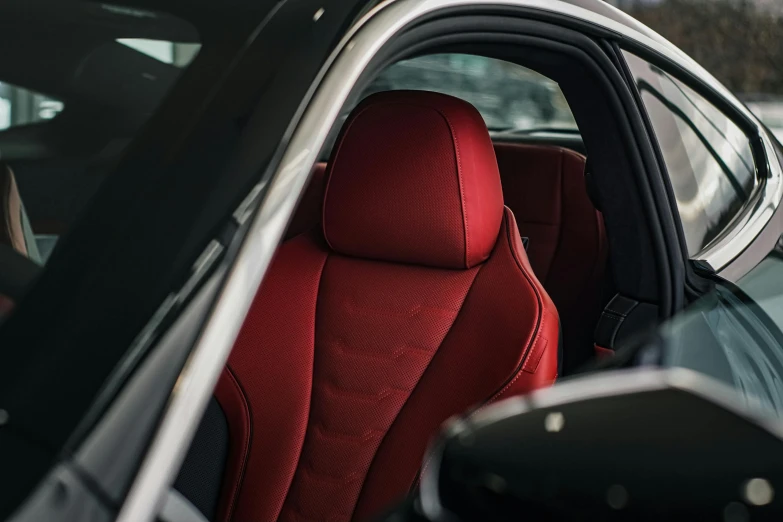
<box><xmin>355</xmin><ymin>0</ymin><xmax>679</xmax><ymax>51</ymax></box>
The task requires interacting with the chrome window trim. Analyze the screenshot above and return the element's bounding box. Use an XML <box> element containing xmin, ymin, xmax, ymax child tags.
<box><xmin>694</xmin><ymin>129</ymin><xmax>783</xmax><ymax>272</ymax></box>
<box><xmin>621</xmin><ymin>45</ymin><xmax>782</xmax><ymax>271</ymax></box>
<box><xmin>116</xmin><ymin>1</ymin><xmax>782</xmax><ymax>520</ymax></box>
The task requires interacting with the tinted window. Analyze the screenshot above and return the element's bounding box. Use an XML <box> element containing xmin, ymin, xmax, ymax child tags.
<box><xmin>117</xmin><ymin>38</ymin><xmax>201</xmax><ymax>67</ymax></box>
<box><xmin>0</xmin><ymin>83</ymin><xmax>63</xmax><ymax>130</ymax></box>
<box><xmin>0</xmin><ymin>4</ymin><xmax>201</xmax><ymax>268</ymax></box>
<box><xmin>362</xmin><ymin>54</ymin><xmax>577</xmax><ymax>132</ymax></box>
<box><xmin>624</xmin><ymin>51</ymin><xmax>757</xmax><ymax>255</ymax></box>
<box><xmin>656</xmin><ymin>239</ymin><xmax>783</xmax><ymax>419</ymax></box>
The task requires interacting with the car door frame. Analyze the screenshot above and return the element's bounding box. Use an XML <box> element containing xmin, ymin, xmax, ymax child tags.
<box><xmin>610</xmin><ymin>39</ymin><xmax>783</xmax><ymax>286</ymax></box>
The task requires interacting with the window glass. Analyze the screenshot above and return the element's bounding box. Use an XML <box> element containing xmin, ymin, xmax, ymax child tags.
<box><xmin>361</xmin><ymin>54</ymin><xmax>577</xmax><ymax>132</ymax></box>
<box><xmin>655</xmin><ymin>237</ymin><xmax>783</xmax><ymax>420</ymax></box>
<box><xmin>117</xmin><ymin>39</ymin><xmax>201</xmax><ymax>67</ymax></box>
<box><xmin>0</xmin><ymin>3</ymin><xmax>201</xmax><ymax>271</ymax></box>
<box><xmin>0</xmin><ymin>83</ymin><xmax>64</xmax><ymax>130</ymax></box>
<box><xmin>624</xmin><ymin>51</ymin><xmax>757</xmax><ymax>255</ymax></box>
<box><xmin>658</xmin><ymin>284</ymin><xmax>783</xmax><ymax>420</ymax></box>
<box><xmin>34</xmin><ymin>234</ymin><xmax>59</xmax><ymax>264</ymax></box>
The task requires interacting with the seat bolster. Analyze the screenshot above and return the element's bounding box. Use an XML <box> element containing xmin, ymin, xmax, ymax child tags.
<box><xmin>224</xmin><ymin>233</ymin><xmax>328</xmax><ymax>522</ymax></box>
<box><xmin>213</xmin><ymin>367</ymin><xmax>250</xmax><ymax>522</ymax></box>
<box><xmin>353</xmin><ymin>207</ymin><xmax>559</xmax><ymax>520</ymax></box>
<box><xmin>486</xmin><ymin>207</ymin><xmax>560</xmax><ymax>401</ymax></box>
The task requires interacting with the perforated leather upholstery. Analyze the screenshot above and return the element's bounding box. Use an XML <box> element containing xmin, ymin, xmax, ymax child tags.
<box><xmin>219</xmin><ymin>92</ymin><xmax>560</xmax><ymax>522</ymax></box>
<box><xmin>287</xmin><ymin>143</ymin><xmax>609</xmax><ymax>373</ymax></box>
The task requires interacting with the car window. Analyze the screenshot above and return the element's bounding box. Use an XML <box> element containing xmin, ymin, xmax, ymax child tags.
<box><xmin>0</xmin><ymin>5</ymin><xmax>201</xmax><ymax>271</ymax></box>
<box><xmin>0</xmin><ymin>83</ymin><xmax>64</xmax><ymax>130</ymax></box>
<box><xmin>735</xmin><ymin>239</ymin><xmax>783</xmax><ymax>338</ymax></box>
<box><xmin>117</xmin><ymin>38</ymin><xmax>201</xmax><ymax>67</ymax></box>
<box><xmin>743</xmin><ymin>98</ymin><xmax>783</xmax><ymax>142</ymax></box>
<box><xmin>623</xmin><ymin>51</ymin><xmax>758</xmax><ymax>256</ymax></box>
<box><xmin>361</xmin><ymin>53</ymin><xmax>578</xmax><ymax>132</ymax></box>
<box><xmin>34</xmin><ymin>234</ymin><xmax>58</xmax><ymax>264</ymax></box>
<box><xmin>653</xmin><ymin>240</ymin><xmax>783</xmax><ymax>421</ymax></box>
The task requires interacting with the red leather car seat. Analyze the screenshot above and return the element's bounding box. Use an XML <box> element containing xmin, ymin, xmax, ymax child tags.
<box><xmin>494</xmin><ymin>143</ymin><xmax>608</xmax><ymax>373</ymax></box>
<box><xmin>288</xmin><ymin>143</ymin><xmax>609</xmax><ymax>374</ymax></box>
<box><xmin>218</xmin><ymin>91</ymin><xmax>559</xmax><ymax>522</ymax></box>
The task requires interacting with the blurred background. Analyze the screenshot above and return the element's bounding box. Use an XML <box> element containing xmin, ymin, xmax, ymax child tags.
<box><xmin>359</xmin><ymin>0</ymin><xmax>783</xmax><ymax>138</ymax></box>
<box><xmin>609</xmin><ymin>0</ymin><xmax>783</xmax><ymax>140</ymax></box>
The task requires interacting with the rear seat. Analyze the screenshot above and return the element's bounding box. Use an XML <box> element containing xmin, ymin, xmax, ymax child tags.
<box><xmin>494</xmin><ymin>143</ymin><xmax>608</xmax><ymax>373</ymax></box>
<box><xmin>287</xmin><ymin>143</ymin><xmax>608</xmax><ymax>373</ymax></box>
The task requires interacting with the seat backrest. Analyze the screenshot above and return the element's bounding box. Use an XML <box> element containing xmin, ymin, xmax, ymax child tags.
<box><xmin>218</xmin><ymin>91</ymin><xmax>559</xmax><ymax>522</ymax></box>
<box><xmin>494</xmin><ymin>143</ymin><xmax>608</xmax><ymax>373</ymax></box>
<box><xmin>288</xmin><ymin>143</ymin><xmax>609</xmax><ymax>374</ymax></box>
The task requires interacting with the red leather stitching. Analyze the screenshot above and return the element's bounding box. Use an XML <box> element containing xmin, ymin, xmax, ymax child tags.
<box><xmin>411</xmin><ymin>212</ymin><xmax>556</xmax><ymax>493</ymax></box>
<box><xmin>343</xmin><ymin>300</ymin><xmax>459</xmax><ymax>318</ymax></box>
<box><xmin>322</xmin><ymin>104</ymin><xmax>374</xmax><ymax>251</ymax></box>
<box><xmin>494</xmin><ymin>210</ymin><xmax>546</xmax><ymax>381</ymax></box>
<box><xmin>430</xmin><ymin>107</ymin><xmax>469</xmax><ymax>268</ymax></box>
<box><xmin>310</xmin><ymin>423</ymin><xmax>385</xmax><ymax>443</ymax></box>
<box><xmin>321</xmin><ymin>380</ymin><xmax>410</xmax><ymax>402</ymax></box>
<box><xmin>331</xmin><ymin>338</ymin><xmax>437</xmax><ymax>361</ymax></box>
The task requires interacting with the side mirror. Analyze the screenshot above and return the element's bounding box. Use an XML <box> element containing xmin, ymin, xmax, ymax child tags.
<box><xmin>414</xmin><ymin>368</ymin><xmax>783</xmax><ymax>522</ymax></box>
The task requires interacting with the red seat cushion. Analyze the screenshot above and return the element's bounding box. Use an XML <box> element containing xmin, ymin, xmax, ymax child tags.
<box><xmin>494</xmin><ymin>143</ymin><xmax>608</xmax><ymax>373</ymax></box>
<box><xmin>219</xmin><ymin>91</ymin><xmax>559</xmax><ymax>522</ymax></box>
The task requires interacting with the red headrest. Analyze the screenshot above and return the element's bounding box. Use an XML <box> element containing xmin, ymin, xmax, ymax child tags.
<box><xmin>322</xmin><ymin>91</ymin><xmax>504</xmax><ymax>269</ymax></box>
